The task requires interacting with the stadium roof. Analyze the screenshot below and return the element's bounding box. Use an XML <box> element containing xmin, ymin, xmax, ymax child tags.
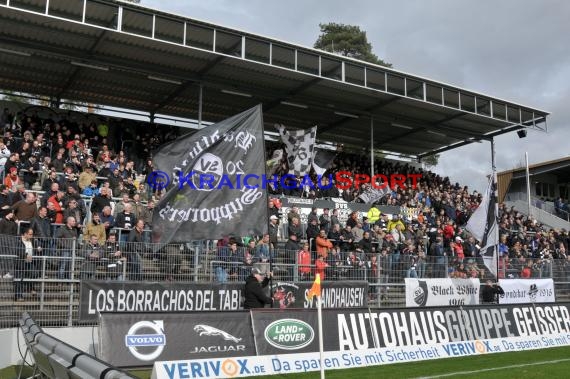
<box><xmin>0</xmin><ymin>0</ymin><xmax>549</xmax><ymax>158</ymax></box>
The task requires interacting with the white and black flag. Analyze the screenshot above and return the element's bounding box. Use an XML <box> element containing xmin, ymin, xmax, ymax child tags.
<box><xmin>466</xmin><ymin>175</ymin><xmax>498</xmax><ymax>277</ymax></box>
<box><xmin>312</xmin><ymin>149</ymin><xmax>337</xmax><ymax>176</ymax></box>
<box><xmin>276</xmin><ymin>125</ymin><xmax>317</xmax><ymax>176</ymax></box>
<box><xmin>151</xmin><ymin>105</ymin><xmax>267</xmax><ymax>244</ymax></box>
<box><xmin>357</xmin><ymin>185</ymin><xmax>390</xmax><ymax>204</ymax></box>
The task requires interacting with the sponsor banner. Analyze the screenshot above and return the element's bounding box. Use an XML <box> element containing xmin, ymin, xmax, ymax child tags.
<box><xmin>100</xmin><ymin>312</ymin><xmax>256</xmax><ymax>367</ymax></box>
<box><xmin>271</xmin><ymin>281</ymin><xmax>368</xmax><ymax>309</ymax></box>
<box><xmin>79</xmin><ymin>281</ymin><xmax>244</xmax><ymax>321</ymax></box>
<box><xmin>405</xmin><ymin>278</ymin><xmax>480</xmax><ymax>307</ymax></box>
<box><xmin>253</xmin><ymin>303</ymin><xmax>570</xmax><ymax>355</ymax></box>
<box><xmin>151</xmin><ymin>332</ymin><xmax>570</xmax><ymax>378</ymax></box>
<box><xmin>499</xmin><ymin>279</ymin><xmax>555</xmax><ymax>304</ymax></box>
<box><xmin>251</xmin><ymin>310</ymin><xmax>319</xmax><ymax>355</ymax></box>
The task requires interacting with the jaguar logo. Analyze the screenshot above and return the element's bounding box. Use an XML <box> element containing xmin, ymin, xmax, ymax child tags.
<box><xmin>193</xmin><ymin>324</ymin><xmax>242</xmax><ymax>343</ymax></box>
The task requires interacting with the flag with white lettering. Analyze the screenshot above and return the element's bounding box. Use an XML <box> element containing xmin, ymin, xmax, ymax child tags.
<box><xmin>276</xmin><ymin>125</ymin><xmax>317</xmax><ymax>176</ymax></box>
<box><xmin>466</xmin><ymin>175</ymin><xmax>498</xmax><ymax>277</ymax></box>
<box><xmin>312</xmin><ymin>148</ymin><xmax>336</xmax><ymax>176</ymax></box>
<box><xmin>151</xmin><ymin>105</ymin><xmax>267</xmax><ymax>244</ymax></box>
<box><xmin>357</xmin><ymin>185</ymin><xmax>390</xmax><ymax>204</ymax></box>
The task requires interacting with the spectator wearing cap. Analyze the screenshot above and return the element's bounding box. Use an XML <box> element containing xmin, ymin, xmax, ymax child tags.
<box><xmin>12</xmin><ymin>192</ymin><xmax>38</xmax><ymax>222</ymax></box>
<box><xmin>243</xmin><ymin>268</ymin><xmax>273</xmax><ymax>309</ymax></box>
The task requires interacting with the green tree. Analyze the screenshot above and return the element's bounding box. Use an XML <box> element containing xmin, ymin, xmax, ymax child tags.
<box><xmin>314</xmin><ymin>23</ymin><xmax>391</xmax><ymax>67</ymax></box>
<box><xmin>422</xmin><ymin>154</ymin><xmax>440</xmax><ymax>167</ymax></box>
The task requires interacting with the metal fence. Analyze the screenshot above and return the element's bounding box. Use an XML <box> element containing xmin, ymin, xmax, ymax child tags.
<box><xmin>1</xmin><ymin>235</ymin><xmax>569</xmax><ymax>328</ymax></box>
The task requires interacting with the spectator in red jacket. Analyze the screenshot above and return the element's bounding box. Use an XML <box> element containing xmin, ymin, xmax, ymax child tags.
<box><xmin>47</xmin><ymin>191</ymin><xmax>65</xmax><ymax>224</ymax></box>
<box><xmin>298</xmin><ymin>243</ymin><xmax>312</xmax><ymax>281</ymax></box>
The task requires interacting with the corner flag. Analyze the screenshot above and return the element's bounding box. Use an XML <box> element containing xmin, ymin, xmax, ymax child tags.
<box><xmin>307</xmin><ymin>273</ymin><xmax>321</xmax><ymax>301</ymax></box>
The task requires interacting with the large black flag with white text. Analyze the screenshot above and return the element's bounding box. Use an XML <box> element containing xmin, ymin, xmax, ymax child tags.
<box><xmin>151</xmin><ymin>105</ymin><xmax>267</xmax><ymax>244</ymax></box>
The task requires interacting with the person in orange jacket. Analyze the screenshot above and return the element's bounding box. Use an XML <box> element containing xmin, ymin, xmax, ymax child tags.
<box><xmin>315</xmin><ymin>229</ymin><xmax>333</xmax><ymax>259</ymax></box>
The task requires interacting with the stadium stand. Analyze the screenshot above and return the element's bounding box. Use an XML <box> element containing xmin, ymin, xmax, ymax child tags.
<box><xmin>0</xmin><ymin>104</ymin><xmax>569</xmax><ymax>328</ymax></box>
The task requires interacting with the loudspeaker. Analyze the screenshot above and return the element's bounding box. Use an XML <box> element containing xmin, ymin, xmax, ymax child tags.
<box><xmin>517</xmin><ymin>130</ymin><xmax>527</xmax><ymax>138</ymax></box>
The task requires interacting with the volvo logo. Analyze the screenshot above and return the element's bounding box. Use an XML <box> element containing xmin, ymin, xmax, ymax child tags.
<box><xmin>125</xmin><ymin>320</ymin><xmax>166</xmax><ymax>361</ymax></box>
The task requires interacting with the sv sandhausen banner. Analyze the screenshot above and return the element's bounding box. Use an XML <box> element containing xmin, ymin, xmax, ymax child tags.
<box><xmin>79</xmin><ymin>281</ymin><xmax>245</xmax><ymax>321</ymax></box>
<box><xmin>498</xmin><ymin>278</ymin><xmax>555</xmax><ymax>304</ymax></box>
<box><xmin>405</xmin><ymin>278</ymin><xmax>480</xmax><ymax>307</ymax></box>
<box><xmin>271</xmin><ymin>281</ymin><xmax>368</xmax><ymax>309</ymax></box>
<box><xmin>100</xmin><ymin>312</ymin><xmax>255</xmax><ymax>367</ymax></box>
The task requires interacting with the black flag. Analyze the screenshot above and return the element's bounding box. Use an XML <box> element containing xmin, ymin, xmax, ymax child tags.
<box><xmin>151</xmin><ymin>105</ymin><xmax>267</xmax><ymax>244</ymax></box>
<box><xmin>312</xmin><ymin>148</ymin><xmax>337</xmax><ymax>176</ymax></box>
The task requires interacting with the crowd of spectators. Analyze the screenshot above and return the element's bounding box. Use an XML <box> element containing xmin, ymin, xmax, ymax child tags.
<box><xmin>0</xmin><ymin>105</ymin><xmax>569</xmax><ymax>302</ymax></box>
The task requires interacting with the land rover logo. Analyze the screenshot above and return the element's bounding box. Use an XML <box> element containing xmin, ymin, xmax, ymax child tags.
<box><xmin>264</xmin><ymin>319</ymin><xmax>314</xmax><ymax>350</ymax></box>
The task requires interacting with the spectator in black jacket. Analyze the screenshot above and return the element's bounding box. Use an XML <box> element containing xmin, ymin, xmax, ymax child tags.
<box><xmin>91</xmin><ymin>187</ymin><xmax>112</xmax><ymax>214</ymax></box>
<box><xmin>0</xmin><ymin>209</ymin><xmax>17</xmax><ymax>236</ymax></box>
<box><xmin>126</xmin><ymin>219</ymin><xmax>145</xmax><ymax>280</ymax></box>
<box><xmin>30</xmin><ymin>206</ymin><xmax>54</xmax><ymax>261</ymax></box>
<box><xmin>243</xmin><ymin>268</ymin><xmax>273</xmax><ymax>309</ymax></box>
<box><xmin>481</xmin><ymin>280</ymin><xmax>504</xmax><ymax>304</ymax></box>
<box><xmin>0</xmin><ymin>185</ymin><xmax>11</xmax><ymax>218</ymax></box>
<box><xmin>55</xmin><ymin>216</ymin><xmax>78</xmax><ymax>280</ymax></box>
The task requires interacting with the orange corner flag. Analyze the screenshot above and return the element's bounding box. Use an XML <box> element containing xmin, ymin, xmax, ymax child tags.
<box><xmin>307</xmin><ymin>273</ymin><xmax>321</xmax><ymax>301</ymax></box>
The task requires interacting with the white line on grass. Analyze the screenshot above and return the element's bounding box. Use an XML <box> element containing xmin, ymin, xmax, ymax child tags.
<box><xmin>415</xmin><ymin>358</ymin><xmax>570</xmax><ymax>379</ymax></box>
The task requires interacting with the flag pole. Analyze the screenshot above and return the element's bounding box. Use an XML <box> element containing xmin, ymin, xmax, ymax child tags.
<box><xmin>307</xmin><ymin>273</ymin><xmax>324</xmax><ymax>377</ymax></box>
<box><xmin>491</xmin><ymin>138</ymin><xmax>499</xmax><ymax>278</ymax></box>
<box><xmin>317</xmin><ymin>292</ymin><xmax>325</xmax><ymax>379</ymax></box>
<box><xmin>260</xmin><ymin>106</ymin><xmax>274</xmax><ymax>306</ymax></box>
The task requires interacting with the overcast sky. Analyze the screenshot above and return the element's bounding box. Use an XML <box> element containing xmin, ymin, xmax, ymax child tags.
<box><xmin>143</xmin><ymin>0</ymin><xmax>569</xmax><ymax>192</ymax></box>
